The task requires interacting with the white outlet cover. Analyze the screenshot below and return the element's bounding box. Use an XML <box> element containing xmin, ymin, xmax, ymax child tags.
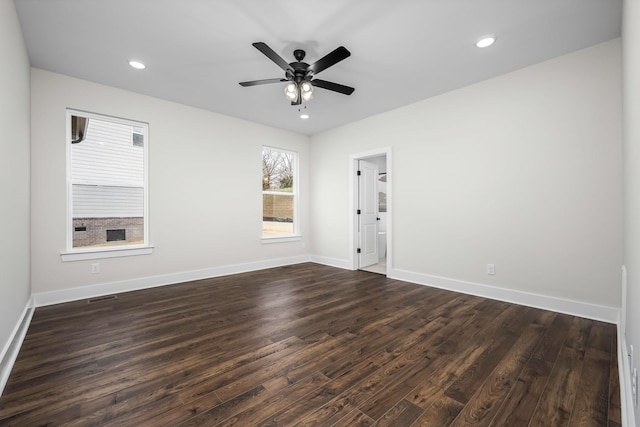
<box><xmin>631</xmin><ymin>369</ymin><xmax>638</xmax><ymax>406</ymax></box>
<box><xmin>632</xmin><ymin>368</ymin><xmax>638</xmax><ymax>407</ymax></box>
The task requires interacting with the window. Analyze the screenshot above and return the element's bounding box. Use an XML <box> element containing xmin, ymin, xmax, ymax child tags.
<box><xmin>262</xmin><ymin>147</ymin><xmax>298</xmax><ymax>238</ymax></box>
<box><xmin>65</xmin><ymin>110</ymin><xmax>149</xmax><ymax>256</ymax></box>
<box><xmin>132</xmin><ymin>126</ymin><xmax>144</xmax><ymax>147</ymax></box>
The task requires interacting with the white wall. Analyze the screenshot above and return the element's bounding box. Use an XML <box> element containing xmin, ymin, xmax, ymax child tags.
<box><xmin>30</xmin><ymin>69</ymin><xmax>310</xmax><ymax>295</ymax></box>
<box><xmin>623</xmin><ymin>0</ymin><xmax>640</xmax><ymax>424</ymax></box>
<box><xmin>0</xmin><ymin>0</ymin><xmax>31</xmax><ymax>362</ymax></box>
<box><xmin>310</xmin><ymin>39</ymin><xmax>622</xmax><ymax>310</ymax></box>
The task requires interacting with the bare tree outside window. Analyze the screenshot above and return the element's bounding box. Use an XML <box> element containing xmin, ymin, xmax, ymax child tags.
<box><xmin>262</xmin><ymin>148</ymin><xmax>297</xmax><ymax>237</ymax></box>
<box><xmin>262</xmin><ymin>149</ymin><xmax>293</xmax><ymax>191</ymax></box>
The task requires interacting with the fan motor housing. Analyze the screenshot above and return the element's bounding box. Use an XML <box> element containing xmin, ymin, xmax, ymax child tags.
<box><xmin>293</xmin><ymin>49</ymin><xmax>306</xmax><ymax>61</ymax></box>
<box><xmin>289</xmin><ymin>61</ymin><xmax>311</xmax><ymax>83</ymax></box>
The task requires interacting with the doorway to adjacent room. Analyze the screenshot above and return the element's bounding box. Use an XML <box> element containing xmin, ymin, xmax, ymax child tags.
<box><xmin>350</xmin><ymin>148</ymin><xmax>390</xmax><ymax>275</ymax></box>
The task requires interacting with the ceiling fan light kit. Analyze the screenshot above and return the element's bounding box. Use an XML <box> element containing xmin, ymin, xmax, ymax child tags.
<box><xmin>240</xmin><ymin>42</ymin><xmax>354</xmax><ymax>106</ymax></box>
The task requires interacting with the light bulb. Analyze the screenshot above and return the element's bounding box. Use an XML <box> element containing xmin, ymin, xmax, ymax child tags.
<box><xmin>284</xmin><ymin>82</ymin><xmax>298</xmax><ymax>101</ymax></box>
<box><xmin>300</xmin><ymin>81</ymin><xmax>313</xmax><ymax>101</ymax></box>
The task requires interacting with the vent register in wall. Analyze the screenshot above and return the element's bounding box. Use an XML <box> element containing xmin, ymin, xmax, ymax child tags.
<box><xmin>106</xmin><ymin>229</ymin><xmax>126</xmax><ymax>242</ymax></box>
<box><xmin>87</xmin><ymin>295</ymin><xmax>118</xmax><ymax>304</ymax></box>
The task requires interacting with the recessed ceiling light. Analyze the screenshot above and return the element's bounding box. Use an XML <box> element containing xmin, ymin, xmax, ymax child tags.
<box><xmin>476</xmin><ymin>36</ymin><xmax>496</xmax><ymax>48</ymax></box>
<box><xmin>300</xmin><ymin>114</ymin><xmax>310</xmax><ymax>120</ymax></box>
<box><xmin>129</xmin><ymin>60</ymin><xmax>146</xmax><ymax>70</ymax></box>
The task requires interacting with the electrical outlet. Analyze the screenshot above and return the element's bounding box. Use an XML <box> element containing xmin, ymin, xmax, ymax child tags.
<box><xmin>91</xmin><ymin>263</ymin><xmax>100</xmax><ymax>274</ymax></box>
<box><xmin>633</xmin><ymin>368</ymin><xmax>638</xmax><ymax>407</ymax></box>
<box><xmin>631</xmin><ymin>345</ymin><xmax>635</xmax><ymax>380</ymax></box>
<box><xmin>486</xmin><ymin>264</ymin><xmax>495</xmax><ymax>275</ymax></box>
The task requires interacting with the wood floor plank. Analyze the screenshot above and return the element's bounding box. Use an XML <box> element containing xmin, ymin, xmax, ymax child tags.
<box><xmin>297</xmin><ymin>313</ymin><xmax>470</xmax><ymax>425</ymax></box>
<box><xmin>160</xmin><ymin>384</ymin><xmax>268</xmax><ymax>427</ymax></box>
<box><xmin>213</xmin><ymin>331</ymin><xmax>356</xmax><ymax>402</ymax></box>
<box><xmin>331</xmin><ymin>409</ymin><xmax>375</xmax><ymax>427</ymax></box>
<box><xmin>412</xmin><ymin>395</ymin><xmax>464</xmax><ymax>427</ymax></box>
<box><xmin>371</xmin><ymin>398</ymin><xmax>422</xmax><ymax>426</ymax></box>
<box><xmin>568</xmin><ymin>322</ymin><xmax>614</xmax><ymax>427</ymax></box>
<box><xmin>488</xmin><ymin>357</ymin><xmax>553</xmax><ymax>426</ymax></box>
<box><xmin>528</xmin><ymin>317</ymin><xmax>593</xmax><ymax>427</ymax></box>
<box><xmin>531</xmin><ymin>312</ymin><xmax>572</xmax><ymax>362</ymax></box>
<box><xmin>406</xmin><ymin>303</ymin><xmax>516</xmax><ymax>411</ymax></box>
<box><xmin>215</xmin><ymin>372</ymin><xmax>331</xmax><ymax>427</ymax></box>
<box><xmin>608</xmin><ymin>333</ymin><xmax>622</xmax><ymax>427</ymax></box>
<box><xmin>358</xmin><ymin>298</ymin><xmax>493</xmax><ymax>420</ymax></box>
<box><xmin>300</xmin><ymin>299</ymin><xmax>523</xmax><ymax>425</ymax></box>
<box><xmin>3</xmin><ymin>333</ymin><xmax>300</xmax><ymax>424</ymax></box>
<box><xmin>251</xmin><ymin>346</ymin><xmax>396</xmax><ymax>425</ymax></box>
<box><xmin>443</xmin><ymin>333</ymin><xmax>517</xmax><ymax>405</ymax></box>
<box><xmin>0</xmin><ymin>263</ymin><xmax>621</xmax><ymax>426</ymax></box>
<box><xmin>321</xmin><ymin>295</ymin><xmax>478</xmax><ymax>383</ymax></box>
<box><xmin>447</xmin><ymin>323</ymin><xmax>546</xmax><ymax>426</ymax></box>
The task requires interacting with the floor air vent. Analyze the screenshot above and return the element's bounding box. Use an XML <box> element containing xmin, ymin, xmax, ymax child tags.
<box><xmin>87</xmin><ymin>295</ymin><xmax>118</xmax><ymax>304</ymax></box>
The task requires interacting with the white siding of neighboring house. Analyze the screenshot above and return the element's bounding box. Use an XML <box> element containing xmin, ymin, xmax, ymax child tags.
<box><xmin>71</xmin><ymin>117</ymin><xmax>144</xmax><ymax>218</ymax></box>
<box><xmin>72</xmin><ymin>185</ymin><xmax>143</xmax><ymax>217</ymax></box>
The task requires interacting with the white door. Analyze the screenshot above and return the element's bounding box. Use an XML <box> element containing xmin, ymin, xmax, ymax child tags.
<box><xmin>358</xmin><ymin>160</ymin><xmax>379</xmax><ymax>268</ymax></box>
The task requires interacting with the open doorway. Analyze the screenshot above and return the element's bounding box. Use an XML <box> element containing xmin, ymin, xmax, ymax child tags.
<box><xmin>350</xmin><ymin>148</ymin><xmax>391</xmax><ymax>275</ymax></box>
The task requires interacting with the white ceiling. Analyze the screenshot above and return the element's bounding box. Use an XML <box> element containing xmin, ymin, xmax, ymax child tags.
<box><xmin>14</xmin><ymin>0</ymin><xmax>622</xmax><ymax>136</ymax></box>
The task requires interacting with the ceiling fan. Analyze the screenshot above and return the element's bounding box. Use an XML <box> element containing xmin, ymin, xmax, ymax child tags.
<box><xmin>239</xmin><ymin>42</ymin><xmax>355</xmax><ymax>105</ymax></box>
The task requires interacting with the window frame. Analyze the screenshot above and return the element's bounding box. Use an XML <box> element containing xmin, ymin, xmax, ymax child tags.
<box><xmin>132</xmin><ymin>126</ymin><xmax>144</xmax><ymax>147</ymax></box>
<box><xmin>261</xmin><ymin>146</ymin><xmax>300</xmax><ymax>243</ymax></box>
<box><xmin>61</xmin><ymin>109</ymin><xmax>152</xmax><ymax>261</ymax></box>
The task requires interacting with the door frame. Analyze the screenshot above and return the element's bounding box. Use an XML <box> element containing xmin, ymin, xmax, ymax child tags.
<box><xmin>349</xmin><ymin>147</ymin><xmax>392</xmax><ymax>273</ymax></box>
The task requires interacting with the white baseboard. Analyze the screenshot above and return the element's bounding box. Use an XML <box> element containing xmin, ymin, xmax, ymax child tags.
<box><xmin>33</xmin><ymin>255</ymin><xmax>311</xmax><ymax>307</ymax></box>
<box><xmin>0</xmin><ymin>296</ymin><xmax>35</xmax><ymax>396</ymax></box>
<box><xmin>32</xmin><ymin>255</ymin><xmax>620</xmax><ymax>321</ymax></box>
<box><xmin>389</xmin><ymin>268</ymin><xmax>620</xmax><ymax>324</ymax></box>
<box><xmin>618</xmin><ymin>327</ymin><xmax>637</xmax><ymax>427</ymax></box>
<box><xmin>303</xmin><ymin>259</ymin><xmax>620</xmax><ymax>323</ymax></box>
<box><xmin>309</xmin><ymin>255</ymin><xmax>353</xmax><ymax>270</ymax></box>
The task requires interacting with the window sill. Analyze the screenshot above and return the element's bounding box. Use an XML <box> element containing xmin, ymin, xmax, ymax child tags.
<box><xmin>61</xmin><ymin>245</ymin><xmax>154</xmax><ymax>262</ymax></box>
<box><xmin>261</xmin><ymin>235</ymin><xmax>302</xmax><ymax>244</ymax></box>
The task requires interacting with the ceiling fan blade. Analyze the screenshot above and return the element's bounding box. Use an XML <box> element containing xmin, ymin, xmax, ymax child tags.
<box><xmin>307</xmin><ymin>46</ymin><xmax>351</xmax><ymax>75</ymax></box>
<box><xmin>252</xmin><ymin>42</ymin><xmax>294</xmax><ymax>73</ymax></box>
<box><xmin>311</xmin><ymin>79</ymin><xmax>355</xmax><ymax>95</ymax></box>
<box><xmin>239</xmin><ymin>78</ymin><xmax>287</xmax><ymax>87</ymax></box>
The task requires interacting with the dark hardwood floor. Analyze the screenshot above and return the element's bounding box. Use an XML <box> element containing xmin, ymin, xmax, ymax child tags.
<box><xmin>0</xmin><ymin>263</ymin><xmax>621</xmax><ymax>426</ymax></box>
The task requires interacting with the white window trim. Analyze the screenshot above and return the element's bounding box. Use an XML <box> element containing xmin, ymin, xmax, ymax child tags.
<box><xmin>261</xmin><ymin>146</ymin><xmax>299</xmax><ymax>242</ymax></box>
<box><xmin>61</xmin><ymin>245</ymin><xmax>154</xmax><ymax>262</ymax></box>
<box><xmin>62</xmin><ymin>109</ymin><xmax>152</xmax><ymax>261</ymax></box>
<box><xmin>261</xmin><ymin>235</ymin><xmax>302</xmax><ymax>244</ymax></box>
